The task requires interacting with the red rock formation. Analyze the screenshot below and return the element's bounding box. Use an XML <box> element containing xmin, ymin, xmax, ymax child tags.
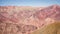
<box><xmin>35</xmin><ymin>5</ymin><xmax>60</xmax><ymax>20</ymax></box>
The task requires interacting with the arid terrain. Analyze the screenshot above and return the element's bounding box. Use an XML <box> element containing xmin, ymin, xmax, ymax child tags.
<box><xmin>0</xmin><ymin>5</ymin><xmax>60</xmax><ymax>34</ymax></box>
<box><xmin>31</xmin><ymin>21</ymin><xmax>60</xmax><ymax>34</ymax></box>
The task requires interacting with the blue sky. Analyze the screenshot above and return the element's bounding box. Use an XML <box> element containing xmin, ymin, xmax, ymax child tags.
<box><xmin>0</xmin><ymin>0</ymin><xmax>60</xmax><ymax>7</ymax></box>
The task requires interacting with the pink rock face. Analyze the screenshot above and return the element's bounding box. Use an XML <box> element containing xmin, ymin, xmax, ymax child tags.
<box><xmin>0</xmin><ymin>6</ymin><xmax>39</xmax><ymax>34</ymax></box>
<box><xmin>35</xmin><ymin>5</ymin><xmax>60</xmax><ymax>20</ymax></box>
<box><xmin>0</xmin><ymin>5</ymin><xmax>60</xmax><ymax>34</ymax></box>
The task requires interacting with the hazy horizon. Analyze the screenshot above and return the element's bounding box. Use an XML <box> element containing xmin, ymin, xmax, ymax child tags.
<box><xmin>0</xmin><ymin>0</ymin><xmax>60</xmax><ymax>7</ymax></box>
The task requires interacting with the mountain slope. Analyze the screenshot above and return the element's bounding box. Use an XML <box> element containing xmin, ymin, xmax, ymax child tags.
<box><xmin>31</xmin><ymin>21</ymin><xmax>60</xmax><ymax>34</ymax></box>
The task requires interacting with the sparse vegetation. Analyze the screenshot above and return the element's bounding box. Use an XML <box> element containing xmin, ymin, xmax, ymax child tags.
<box><xmin>31</xmin><ymin>21</ymin><xmax>60</xmax><ymax>34</ymax></box>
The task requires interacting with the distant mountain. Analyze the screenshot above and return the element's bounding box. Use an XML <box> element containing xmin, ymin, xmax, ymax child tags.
<box><xmin>34</xmin><ymin>5</ymin><xmax>60</xmax><ymax>20</ymax></box>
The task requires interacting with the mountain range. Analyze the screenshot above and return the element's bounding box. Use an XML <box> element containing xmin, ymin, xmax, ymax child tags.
<box><xmin>0</xmin><ymin>5</ymin><xmax>60</xmax><ymax>34</ymax></box>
